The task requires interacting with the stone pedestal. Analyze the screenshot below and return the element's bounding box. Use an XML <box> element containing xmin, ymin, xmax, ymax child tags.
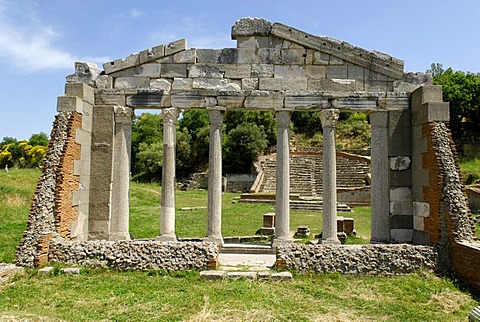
<box><xmin>110</xmin><ymin>106</ymin><xmax>133</xmax><ymax>241</ymax></box>
<box><xmin>205</xmin><ymin>108</ymin><xmax>225</xmax><ymax>245</ymax></box>
<box><xmin>319</xmin><ymin>109</ymin><xmax>341</xmax><ymax>245</ymax></box>
<box><xmin>370</xmin><ymin>111</ymin><xmax>390</xmax><ymax>243</ymax></box>
<box><xmin>157</xmin><ymin>108</ymin><xmax>179</xmax><ymax>242</ymax></box>
<box><xmin>273</xmin><ymin>111</ymin><xmax>292</xmax><ymax>246</ymax></box>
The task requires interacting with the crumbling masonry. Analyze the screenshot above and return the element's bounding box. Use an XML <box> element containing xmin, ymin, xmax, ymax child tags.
<box><xmin>16</xmin><ymin>18</ymin><xmax>479</xmax><ymax>289</ymax></box>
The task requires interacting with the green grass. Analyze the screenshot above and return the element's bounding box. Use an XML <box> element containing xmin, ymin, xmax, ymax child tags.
<box><xmin>460</xmin><ymin>158</ymin><xmax>480</xmax><ymax>185</ymax></box>
<box><xmin>0</xmin><ymin>268</ymin><xmax>477</xmax><ymax>321</ymax></box>
<box><xmin>130</xmin><ymin>182</ymin><xmax>372</xmax><ymax>242</ymax></box>
<box><xmin>0</xmin><ymin>169</ymin><xmax>41</xmax><ymax>263</ymax></box>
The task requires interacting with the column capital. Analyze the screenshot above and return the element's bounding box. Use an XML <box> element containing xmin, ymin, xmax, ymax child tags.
<box><xmin>162</xmin><ymin>107</ymin><xmax>179</xmax><ymax>125</ymax></box>
<box><xmin>114</xmin><ymin>106</ymin><xmax>133</xmax><ymax>123</ymax></box>
<box><xmin>208</xmin><ymin>109</ymin><xmax>224</xmax><ymax>128</ymax></box>
<box><xmin>369</xmin><ymin>110</ymin><xmax>389</xmax><ymax>128</ymax></box>
<box><xmin>319</xmin><ymin>109</ymin><xmax>340</xmax><ymax>128</ymax></box>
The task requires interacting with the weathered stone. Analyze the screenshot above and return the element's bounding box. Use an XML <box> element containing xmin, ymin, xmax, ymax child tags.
<box><xmin>200</xmin><ymin>270</ymin><xmax>225</xmax><ymax>280</ymax></box>
<box><xmin>150</xmin><ymin>79</ymin><xmax>172</xmax><ymax>91</ymax></box>
<box><xmin>189</xmin><ymin>65</ymin><xmax>224</xmax><ymax>78</ymax></box>
<box><xmin>173</xmin><ymin>49</ymin><xmax>196</xmax><ymax>63</ymax></box>
<box><xmin>161</xmin><ymin>64</ymin><xmax>187</xmax><ymax>78</ymax></box>
<box><xmin>165</xmin><ymin>39</ymin><xmax>187</xmax><ymax>56</ymax></box>
<box><xmin>226</xmin><ymin>271</ymin><xmax>257</xmax><ymax>280</ymax></box>
<box><xmin>390</xmin><ymin>156</ymin><xmax>411</xmax><ymax>170</ymax></box>
<box><xmin>172</xmin><ymin>78</ymin><xmax>193</xmax><ymax>91</ymax></box>
<box><xmin>271</xmin><ymin>271</ymin><xmax>292</xmax><ymax>281</ymax></box>
<box><xmin>61</xmin><ymin>267</ymin><xmax>81</xmax><ymax>275</ymax></box>
<box><xmin>103</xmin><ymin>53</ymin><xmax>140</xmax><ymax>74</ymax></box>
<box><xmin>231</xmin><ymin>17</ymin><xmax>272</xmax><ymax>38</ymax></box>
<box><xmin>241</xmin><ymin>78</ymin><xmax>259</xmax><ymax>90</ymax></box>
<box><xmin>259</xmin><ymin>78</ymin><xmax>307</xmax><ymax>91</ymax></box>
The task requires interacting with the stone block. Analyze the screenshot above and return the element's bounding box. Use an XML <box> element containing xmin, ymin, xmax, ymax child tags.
<box><xmin>329</xmin><ymin>56</ymin><xmax>344</xmax><ymax>65</ymax></box>
<box><xmin>259</xmin><ymin>78</ymin><xmax>307</xmax><ymax>91</ymax></box>
<box><xmin>236</xmin><ymin>36</ymin><xmax>268</xmax><ymax>49</ymax></box>
<box><xmin>244</xmin><ymin>91</ymin><xmax>284</xmax><ymax>109</ymax></box>
<box><xmin>241</xmin><ymin>78</ymin><xmax>259</xmax><ymax>90</ymax></box>
<box><xmin>139</xmin><ymin>45</ymin><xmax>165</xmax><ymax>64</ymax></box>
<box><xmin>411</xmin><ymin>85</ymin><xmax>443</xmax><ymax>108</ymax></box>
<box><xmin>226</xmin><ymin>271</ymin><xmax>257</xmax><ymax>280</ymax></box>
<box><xmin>390</xmin><ymin>187</ymin><xmax>412</xmax><ymax>201</ymax></box>
<box><xmin>280</xmin><ymin>49</ymin><xmax>306</xmax><ymax>64</ymax></box>
<box><xmin>114</xmin><ymin>77</ymin><xmax>150</xmax><ymax>89</ymax></box>
<box><xmin>347</xmin><ymin>65</ymin><xmax>364</xmax><ymax>80</ymax></box>
<box><xmin>390</xmin><ymin>229</ymin><xmax>413</xmax><ymax>243</ymax></box>
<box><xmin>413</xmin><ymin>201</ymin><xmax>430</xmax><ymax>218</ymax></box>
<box><xmin>412</xmin><ymin>102</ymin><xmax>450</xmax><ymax>125</ymax></box>
<box><xmin>390</xmin><ymin>156</ymin><xmax>411</xmax><ymax>171</ymax></box>
<box><xmin>65</xmin><ymin>83</ymin><xmax>95</xmax><ymax>104</ymax></box>
<box><xmin>224</xmin><ymin>64</ymin><xmax>251</xmax><ymax>79</ymax></box>
<box><xmin>57</xmin><ymin>96</ymin><xmax>83</xmax><ymax>113</ymax></box>
<box><xmin>413</xmin><ymin>230</ymin><xmax>431</xmax><ymax>245</ymax></box>
<box><xmin>284</xmin><ymin>95</ymin><xmax>328</xmax><ymax>109</ymax></box>
<box><xmin>188</xmin><ymin>65</ymin><xmax>224</xmax><ymax>78</ymax></box>
<box><xmin>72</xmin><ymin>190</ymin><xmax>89</xmax><ymax>206</ymax></box>
<box><xmin>150</xmin><ymin>79</ymin><xmax>172</xmax><ymax>91</ymax></box>
<box><xmin>217</xmin><ymin>95</ymin><xmax>246</xmax><ymax>108</ymax></box>
<box><xmin>390</xmin><ymin>200</ymin><xmax>413</xmax><ymax>216</ymax></box>
<box><xmin>95</xmin><ymin>89</ymin><xmax>126</xmax><ymax>106</ymax></box>
<box><xmin>390</xmin><ymin>215</ymin><xmax>413</xmax><ymax>229</ymax></box>
<box><xmin>173</xmin><ymin>49</ymin><xmax>196</xmax><ymax>63</ymax></box>
<box><xmin>171</xmin><ymin>93</ymin><xmax>206</xmax><ymax>108</ymax></box>
<box><xmin>257</xmin><ymin>271</ymin><xmax>271</xmax><ymax>280</ymax></box>
<box><xmin>200</xmin><ymin>270</ymin><xmax>225</xmax><ymax>280</ymax></box>
<box><xmin>103</xmin><ymin>53</ymin><xmax>140</xmax><ymax>74</ymax></box>
<box><xmin>390</xmin><ymin>170</ymin><xmax>412</xmax><ymax>187</ymax></box>
<box><xmin>95</xmin><ymin>75</ymin><xmax>113</xmax><ymax>89</ymax></box>
<box><xmin>235</xmin><ymin>48</ymin><xmax>256</xmax><ymax>64</ymax></box>
<box><xmin>135</xmin><ymin>64</ymin><xmax>161</xmax><ymax>77</ymax></box>
<box><xmin>126</xmin><ymin>93</ymin><xmax>171</xmax><ymax>108</ymax></box>
<box><xmin>165</xmin><ymin>39</ymin><xmax>187</xmax><ymax>56</ymax></box>
<box><xmin>256</xmin><ymin>48</ymin><xmax>281</xmax><ymax>64</ymax></box>
<box><xmin>192</xmin><ymin>78</ymin><xmax>241</xmax><ymax>91</ymax></box>
<box><xmin>308</xmin><ymin>78</ymin><xmax>356</xmax><ymax>92</ymax></box>
<box><xmin>271</xmin><ymin>272</ymin><xmax>292</xmax><ymax>281</ymax></box>
<box><xmin>413</xmin><ymin>215</ymin><xmax>424</xmax><ymax>230</ymax></box>
<box><xmin>196</xmin><ymin>49</ymin><xmax>222</xmax><ymax>63</ymax></box>
<box><xmin>305</xmin><ymin>65</ymin><xmax>326</xmax><ymax>79</ymax></box>
<box><xmin>81</xmin><ymin>103</ymin><xmax>93</xmax><ymax>133</ymax></box>
<box><xmin>61</xmin><ymin>268</ymin><xmax>81</xmax><ymax>275</ymax></box>
<box><xmin>251</xmin><ymin>64</ymin><xmax>274</xmax><ymax>77</ymax></box>
<box><xmin>172</xmin><ymin>78</ymin><xmax>193</xmax><ymax>90</ymax></box>
<box><xmin>274</xmin><ymin>65</ymin><xmax>305</xmax><ymax>78</ymax></box>
<box><xmin>38</xmin><ymin>267</ymin><xmax>54</xmax><ymax>275</ymax></box>
<box><xmin>327</xmin><ymin>66</ymin><xmax>348</xmax><ymax>79</ymax></box>
<box><xmin>307</xmin><ymin>51</ymin><xmax>329</xmax><ymax>65</ymax></box>
<box><xmin>161</xmin><ymin>64</ymin><xmax>187</xmax><ymax>78</ymax></box>
<box><xmin>74</xmin><ymin>160</ymin><xmax>90</xmax><ymax>176</ymax></box>
<box><xmin>365</xmin><ymin>81</ymin><xmax>394</xmax><ymax>92</ymax></box>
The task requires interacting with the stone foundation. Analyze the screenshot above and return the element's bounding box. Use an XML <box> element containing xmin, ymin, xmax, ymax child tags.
<box><xmin>276</xmin><ymin>244</ymin><xmax>437</xmax><ymax>275</ymax></box>
<box><xmin>49</xmin><ymin>238</ymin><xmax>218</xmax><ymax>271</ymax></box>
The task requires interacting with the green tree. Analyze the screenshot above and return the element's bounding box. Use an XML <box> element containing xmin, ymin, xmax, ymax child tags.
<box><xmin>429</xmin><ymin>63</ymin><xmax>480</xmax><ymax>144</ymax></box>
<box><xmin>135</xmin><ymin>142</ymin><xmax>163</xmax><ymax>182</ymax></box>
<box><xmin>223</xmin><ymin>122</ymin><xmax>267</xmax><ymax>174</ymax></box>
<box><xmin>28</xmin><ymin>132</ymin><xmax>49</xmax><ymax>147</ymax></box>
<box><xmin>131</xmin><ymin>113</ymin><xmax>163</xmax><ymax>177</ymax></box>
<box><xmin>224</xmin><ymin>110</ymin><xmax>276</xmax><ymax>146</ymax></box>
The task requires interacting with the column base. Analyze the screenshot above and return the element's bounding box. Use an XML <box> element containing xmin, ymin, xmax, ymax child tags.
<box><xmin>204</xmin><ymin>236</ymin><xmax>224</xmax><ymax>246</ymax></box>
<box><xmin>272</xmin><ymin>237</ymin><xmax>293</xmax><ymax>247</ymax></box>
<box><xmin>319</xmin><ymin>237</ymin><xmax>341</xmax><ymax>245</ymax></box>
<box><xmin>109</xmin><ymin>232</ymin><xmax>131</xmax><ymax>241</ymax></box>
<box><xmin>156</xmin><ymin>234</ymin><xmax>177</xmax><ymax>242</ymax></box>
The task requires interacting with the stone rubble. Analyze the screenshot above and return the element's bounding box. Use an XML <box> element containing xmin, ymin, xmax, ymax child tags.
<box><xmin>276</xmin><ymin>244</ymin><xmax>437</xmax><ymax>275</ymax></box>
<box><xmin>48</xmin><ymin>238</ymin><xmax>218</xmax><ymax>271</ymax></box>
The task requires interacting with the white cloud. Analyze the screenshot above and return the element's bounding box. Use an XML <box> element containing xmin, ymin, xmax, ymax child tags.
<box><xmin>0</xmin><ymin>2</ymin><xmax>107</xmax><ymax>74</ymax></box>
<box><xmin>129</xmin><ymin>8</ymin><xmax>144</xmax><ymax>19</ymax></box>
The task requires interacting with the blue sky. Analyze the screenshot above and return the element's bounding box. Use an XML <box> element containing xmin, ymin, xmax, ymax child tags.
<box><xmin>1</xmin><ymin>0</ymin><xmax>479</xmax><ymax>140</ymax></box>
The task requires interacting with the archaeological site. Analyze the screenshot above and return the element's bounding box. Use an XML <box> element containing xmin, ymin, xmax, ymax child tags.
<box><xmin>15</xmin><ymin>18</ymin><xmax>479</xmax><ymax>290</ymax></box>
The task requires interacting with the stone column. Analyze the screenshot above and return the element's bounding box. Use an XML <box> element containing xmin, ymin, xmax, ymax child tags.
<box><xmin>273</xmin><ymin>110</ymin><xmax>292</xmax><ymax>246</ymax></box>
<box><xmin>110</xmin><ymin>106</ymin><xmax>133</xmax><ymax>240</ymax></box>
<box><xmin>205</xmin><ymin>108</ymin><xmax>225</xmax><ymax>245</ymax></box>
<box><xmin>157</xmin><ymin>107</ymin><xmax>179</xmax><ymax>241</ymax></box>
<box><xmin>319</xmin><ymin>109</ymin><xmax>341</xmax><ymax>245</ymax></box>
<box><xmin>370</xmin><ymin>111</ymin><xmax>390</xmax><ymax>243</ymax></box>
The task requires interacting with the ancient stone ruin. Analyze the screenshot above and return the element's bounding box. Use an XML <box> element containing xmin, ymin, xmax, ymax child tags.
<box><xmin>15</xmin><ymin>18</ymin><xmax>479</xmax><ymax>290</ymax></box>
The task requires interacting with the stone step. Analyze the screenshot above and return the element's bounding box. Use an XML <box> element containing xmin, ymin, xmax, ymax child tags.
<box><xmin>200</xmin><ymin>270</ymin><xmax>292</xmax><ymax>281</ymax></box>
<box><xmin>220</xmin><ymin>243</ymin><xmax>276</xmax><ymax>255</ymax></box>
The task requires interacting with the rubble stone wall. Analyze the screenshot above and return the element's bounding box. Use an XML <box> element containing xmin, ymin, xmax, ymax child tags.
<box><xmin>15</xmin><ymin>112</ymin><xmax>73</xmax><ymax>267</ymax></box>
<box><xmin>49</xmin><ymin>238</ymin><xmax>218</xmax><ymax>271</ymax></box>
<box><xmin>276</xmin><ymin>244</ymin><xmax>437</xmax><ymax>275</ymax></box>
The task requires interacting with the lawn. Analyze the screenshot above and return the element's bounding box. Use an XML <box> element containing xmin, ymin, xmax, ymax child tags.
<box><xmin>0</xmin><ymin>169</ymin><xmax>479</xmax><ymax>321</ymax></box>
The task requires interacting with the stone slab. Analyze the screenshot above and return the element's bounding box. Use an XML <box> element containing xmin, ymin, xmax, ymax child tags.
<box><xmin>200</xmin><ymin>270</ymin><xmax>226</xmax><ymax>280</ymax></box>
<box><xmin>38</xmin><ymin>266</ymin><xmax>54</xmax><ymax>275</ymax></box>
<box><xmin>61</xmin><ymin>268</ymin><xmax>81</xmax><ymax>275</ymax></box>
<box><xmin>226</xmin><ymin>271</ymin><xmax>257</xmax><ymax>280</ymax></box>
<box><xmin>271</xmin><ymin>272</ymin><xmax>292</xmax><ymax>281</ymax></box>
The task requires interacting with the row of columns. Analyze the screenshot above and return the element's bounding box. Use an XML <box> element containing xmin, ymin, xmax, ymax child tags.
<box><xmin>108</xmin><ymin>106</ymin><xmax>390</xmax><ymax>246</ymax></box>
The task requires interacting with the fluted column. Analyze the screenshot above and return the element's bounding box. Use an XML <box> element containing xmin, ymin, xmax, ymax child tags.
<box><xmin>205</xmin><ymin>108</ymin><xmax>225</xmax><ymax>245</ymax></box>
<box><xmin>319</xmin><ymin>109</ymin><xmax>341</xmax><ymax>245</ymax></box>
<box><xmin>110</xmin><ymin>106</ymin><xmax>133</xmax><ymax>241</ymax></box>
<box><xmin>370</xmin><ymin>111</ymin><xmax>390</xmax><ymax>243</ymax></box>
<box><xmin>273</xmin><ymin>110</ymin><xmax>292</xmax><ymax>246</ymax></box>
<box><xmin>157</xmin><ymin>107</ymin><xmax>179</xmax><ymax>241</ymax></box>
